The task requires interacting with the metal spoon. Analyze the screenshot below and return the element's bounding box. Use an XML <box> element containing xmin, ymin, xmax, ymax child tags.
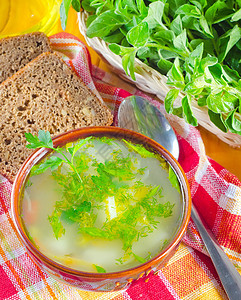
<box><xmin>118</xmin><ymin>95</ymin><xmax>241</xmax><ymax>300</ymax></box>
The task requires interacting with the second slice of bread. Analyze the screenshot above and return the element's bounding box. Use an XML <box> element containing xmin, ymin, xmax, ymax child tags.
<box><xmin>0</xmin><ymin>32</ymin><xmax>52</xmax><ymax>83</ymax></box>
<box><xmin>0</xmin><ymin>52</ymin><xmax>113</xmax><ymax>182</ymax></box>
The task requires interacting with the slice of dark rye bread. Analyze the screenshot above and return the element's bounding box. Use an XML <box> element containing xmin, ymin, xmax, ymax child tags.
<box><xmin>0</xmin><ymin>32</ymin><xmax>52</xmax><ymax>84</ymax></box>
<box><xmin>0</xmin><ymin>51</ymin><xmax>113</xmax><ymax>182</ymax></box>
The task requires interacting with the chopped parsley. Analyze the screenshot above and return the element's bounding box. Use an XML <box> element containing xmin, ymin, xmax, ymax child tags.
<box><xmin>25</xmin><ymin>131</ymin><xmax>180</xmax><ymax>265</ymax></box>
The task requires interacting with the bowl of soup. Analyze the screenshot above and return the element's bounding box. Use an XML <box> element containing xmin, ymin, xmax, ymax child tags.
<box><xmin>11</xmin><ymin>126</ymin><xmax>191</xmax><ymax>291</ymax></box>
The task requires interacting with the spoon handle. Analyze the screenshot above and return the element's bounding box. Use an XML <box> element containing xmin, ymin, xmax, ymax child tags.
<box><xmin>191</xmin><ymin>205</ymin><xmax>241</xmax><ymax>299</ymax></box>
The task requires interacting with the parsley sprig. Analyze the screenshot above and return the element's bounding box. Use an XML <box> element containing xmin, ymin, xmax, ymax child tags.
<box><xmin>25</xmin><ymin>130</ymin><xmax>91</xmax><ymax>183</ymax></box>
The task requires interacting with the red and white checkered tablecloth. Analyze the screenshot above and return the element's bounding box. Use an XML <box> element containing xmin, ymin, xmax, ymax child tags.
<box><xmin>0</xmin><ymin>32</ymin><xmax>240</xmax><ymax>300</ymax></box>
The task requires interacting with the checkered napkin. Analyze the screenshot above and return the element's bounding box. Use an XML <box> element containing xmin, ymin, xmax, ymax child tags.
<box><xmin>0</xmin><ymin>32</ymin><xmax>240</xmax><ymax>300</ymax></box>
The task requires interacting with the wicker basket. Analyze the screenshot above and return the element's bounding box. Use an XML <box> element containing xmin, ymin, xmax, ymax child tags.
<box><xmin>78</xmin><ymin>11</ymin><xmax>241</xmax><ymax>148</ymax></box>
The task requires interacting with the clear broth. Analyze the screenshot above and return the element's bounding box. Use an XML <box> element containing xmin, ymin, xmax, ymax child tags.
<box><xmin>22</xmin><ymin>137</ymin><xmax>183</xmax><ymax>273</ymax></box>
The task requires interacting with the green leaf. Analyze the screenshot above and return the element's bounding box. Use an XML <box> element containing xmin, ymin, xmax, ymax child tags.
<box><xmin>173</xmin><ymin>29</ymin><xmax>188</xmax><ymax>52</ymax></box>
<box><xmin>190</xmin><ymin>39</ymin><xmax>215</xmax><ymax>56</ymax></box>
<box><xmin>225</xmin><ymin>110</ymin><xmax>241</xmax><ymax>134</ymax></box>
<box><xmin>25</xmin><ymin>130</ymin><xmax>53</xmax><ymax>149</ymax></box>
<box><xmin>182</xmin><ymin>94</ymin><xmax>198</xmax><ymax>126</ymax></box>
<box><xmin>133</xmin><ymin>253</ymin><xmax>146</xmax><ymax>264</ymax></box>
<box><xmin>190</xmin><ymin>0</ymin><xmax>207</xmax><ymax>11</ymax></box>
<box><xmin>122</xmin><ymin>49</ymin><xmax>137</xmax><ymax>80</ymax></box>
<box><xmin>231</xmin><ymin>8</ymin><xmax>241</xmax><ymax>22</ymax></box>
<box><xmin>86</xmin><ymin>15</ymin><xmax>97</xmax><ymax>28</ymax></box>
<box><xmin>206</xmin><ymin>91</ymin><xmax>239</xmax><ymax>113</ymax></box>
<box><xmin>25</xmin><ymin>131</ymin><xmax>84</xmax><ymax>183</ymax></box>
<box><xmin>93</xmin><ymin>264</ymin><xmax>106</xmax><ymax>273</ymax></box>
<box><xmin>94</xmin><ymin>1</ymin><xmax>112</xmax><ymax>16</ymax></box>
<box><xmin>122</xmin><ymin>140</ymin><xmax>156</xmax><ymax>158</ymax></box>
<box><xmin>61</xmin><ymin>201</ymin><xmax>92</xmax><ymax>223</ymax></box>
<box><xmin>146</xmin><ymin>185</ymin><xmax>160</xmax><ymax>198</ymax></box>
<box><xmin>67</xmin><ymin>137</ymin><xmax>92</xmax><ymax>157</ymax></box>
<box><xmin>225</xmin><ymin>45</ymin><xmax>241</xmax><ymax>75</ymax></box>
<box><xmin>159</xmin><ymin>49</ymin><xmax>179</xmax><ymax>60</ymax></box>
<box><xmin>108</xmin><ymin>44</ymin><xmax>137</xmax><ymax>80</ymax></box>
<box><xmin>168</xmin><ymin>167</ymin><xmax>180</xmax><ymax>193</ymax></box>
<box><xmin>31</xmin><ymin>156</ymin><xmax>63</xmax><ymax>176</ymax></box>
<box><xmin>167</xmin><ymin>58</ymin><xmax>185</xmax><ymax>89</ymax></box>
<box><xmin>136</xmin><ymin>0</ymin><xmax>148</xmax><ymax>17</ymax></box>
<box><xmin>214</xmin><ymin>9</ymin><xmax>234</xmax><ymax>24</ymax></box>
<box><xmin>86</xmin><ymin>10</ymin><xmax>127</xmax><ymax>38</ymax></box>
<box><xmin>156</xmin><ymin>202</ymin><xmax>174</xmax><ymax>218</ymax></box>
<box><xmin>148</xmin><ymin>1</ymin><xmax>165</xmax><ymax>26</ymax></box>
<box><xmin>208</xmin><ymin>64</ymin><xmax>227</xmax><ymax>85</ymax></box>
<box><xmin>170</xmin><ymin>15</ymin><xmax>183</xmax><ymax>35</ymax></box>
<box><xmin>168</xmin><ymin>0</ymin><xmax>187</xmax><ymax>17</ymax></box>
<box><xmin>136</xmin><ymin>47</ymin><xmax>155</xmax><ymax>65</ymax></box>
<box><xmin>218</xmin><ymin>25</ymin><xmax>241</xmax><ymax>63</ymax></box>
<box><xmin>78</xmin><ymin>0</ymin><xmax>241</xmax><ymax>140</ymax></box>
<box><xmin>172</xmin><ymin>106</ymin><xmax>183</xmax><ymax>118</ymax></box>
<box><xmin>77</xmin><ymin>201</ymin><xmax>91</xmax><ymax>213</ymax></box>
<box><xmin>157</xmin><ymin>58</ymin><xmax>173</xmax><ymax>74</ymax></box>
<box><xmin>222</xmin><ymin>65</ymin><xmax>241</xmax><ymax>83</ymax></box>
<box><xmin>25</xmin><ymin>132</ymin><xmax>43</xmax><ymax>149</ymax></box>
<box><xmin>181</xmin><ymin>15</ymin><xmax>199</xmax><ymax>32</ymax></box>
<box><xmin>185</xmin><ymin>43</ymin><xmax>204</xmax><ymax>71</ymax></box>
<box><xmin>48</xmin><ymin>209</ymin><xmax>65</xmax><ymax>239</ymax></box>
<box><xmin>60</xmin><ymin>0</ymin><xmax>72</xmax><ymax>30</ymax></box>
<box><xmin>109</xmin><ymin>43</ymin><xmax>128</xmax><ymax>55</ymax></box>
<box><xmin>199</xmin><ymin>16</ymin><xmax>213</xmax><ymax>38</ymax></box>
<box><xmin>176</xmin><ymin>4</ymin><xmax>201</xmax><ymax>18</ymax></box>
<box><xmin>71</xmin><ymin>0</ymin><xmax>80</xmax><ymax>12</ymax></box>
<box><xmin>102</xmin><ymin>30</ymin><xmax>125</xmax><ymax>43</ymax></box>
<box><xmin>198</xmin><ymin>96</ymin><xmax>207</xmax><ymax>106</ymax></box>
<box><xmin>199</xmin><ymin>56</ymin><xmax>218</xmax><ymax>73</ymax></box>
<box><xmin>205</xmin><ymin>1</ymin><xmax>230</xmax><ymax>24</ymax></box>
<box><xmin>115</xmin><ymin>0</ymin><xmax>139</xmax><ymax>16</ymax></box>
<box><xmin>184</xmin><ymin>82</ymin><xmax>204</xmax><ymax>95</ymax></box>
<box><xmin>126</xmin><ymin>22</ymin><xmax>149</xmax><ymax>47</ymax></box>
<box><xmin>208</xmin><ymin>110</ymin><xmax>227</xmax><ymax>132</ymax></box>
<box><xmin>38</xmin><ymin>130</ymin><xmax>53</xmax><ymax>148</ymax></box>
<box><xmin>153</xmin><ymin>29</ymin><xmax>175</xmax><ymax>45</ymax></box>
<box><xmin>165</xmin><ymin>89</ymin><xmax>179</xmax><ymax>113</ymax></box>
<box><xmin>81</xmin><ymin>0</ymin><xmax>95</xmax><ymax>13</ymax></box>
<box><xmin>80</xmin><ymin>227</ymin><xmax>109</xmax><ymax>239</ymax></box>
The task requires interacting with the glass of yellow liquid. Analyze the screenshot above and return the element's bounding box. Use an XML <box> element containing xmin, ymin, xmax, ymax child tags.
<box><xmin>0</xmin><ymin>0</ymin><xmax>62</xmax><ymax>38</ymax></box>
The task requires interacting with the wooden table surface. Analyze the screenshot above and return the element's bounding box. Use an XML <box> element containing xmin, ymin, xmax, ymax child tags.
<box><xmin>53</xmin><ymin>8</ymin><xmax>241</xmax><ymax>181</ymax></box>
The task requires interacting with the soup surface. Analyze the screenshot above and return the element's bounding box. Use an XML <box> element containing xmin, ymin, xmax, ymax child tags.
<box><xmin>22</xmin><ymin>136</ymin><xmax>183</xmax><ymax>273</ymax></box>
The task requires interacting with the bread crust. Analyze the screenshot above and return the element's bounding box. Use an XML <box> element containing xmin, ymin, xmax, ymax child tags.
<box><xmin>0</xmin><ymin>32</ymin><xmax>50</xmax><ymax>45</ymax></box>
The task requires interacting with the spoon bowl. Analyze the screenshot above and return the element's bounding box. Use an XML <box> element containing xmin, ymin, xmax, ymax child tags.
<box><xmin>118</xmin><ymin>96</ymin><xmax>179</xmax><ymax>160</ymax></box>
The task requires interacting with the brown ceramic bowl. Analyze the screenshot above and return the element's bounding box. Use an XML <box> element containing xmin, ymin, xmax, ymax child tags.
<box><xmin>11</xmin><ymin>126</ymin><xmax>191</xmax><ymax>292</ymax></box>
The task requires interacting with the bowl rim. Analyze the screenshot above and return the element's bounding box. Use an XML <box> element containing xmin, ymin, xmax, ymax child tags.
<box><xmin>11</xmin><ymin>126</ymin><xmax>191</xmax><ymax>280</ymax></box>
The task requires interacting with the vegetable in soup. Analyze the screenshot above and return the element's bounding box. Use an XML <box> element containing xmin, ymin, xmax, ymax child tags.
<box><xmin>22</xmin><ymin>131</ymin><xmax>183</xmax><ymax>273</ymax></box>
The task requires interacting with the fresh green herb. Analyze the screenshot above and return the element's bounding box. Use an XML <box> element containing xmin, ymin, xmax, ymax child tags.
<box><xmin>123</xmin><ymin>139</ymin><xmax>157</xmax><ymax>158</ymax></box>
<box><xmin>60</xmin><ymin>0</ymin><xmax>81</xmax><ymax>30</ymax></box>
<box><xmin>64</xmin><ymin>0</ymin><xmax>241</xmax><ymax>135</ymax></box>
<box><xmin>25</xmin><ymin>130</ymin><xmax>92</xmax><ymax>183</ymax></box>
<box><xmin>25</xmin><ymin>132</ymin><xmax>176</xmax><ymax>264</ymax></box>
<box><xmin>133</xmin><ymin>253</ymin><xmax>147</xmax><ymax>264</ymax></box>
<box><xmin>93</xmin><ymin>264</ymin><xmax>107</xmax><ymax>273</ymax></box>
<box><xmin>168</xmin><ymin>166</ymin><xmax>181</xmax><ymax>193</ymax></box>
<box><xmin>48</xmin><ymin>208</ymin><xmax>65</xmax><ymax>239</ymax></box>
<box><xmin>115</xmin><ymin>257</ymin><xmax>124</xmax><ymax>265</ymax></box>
